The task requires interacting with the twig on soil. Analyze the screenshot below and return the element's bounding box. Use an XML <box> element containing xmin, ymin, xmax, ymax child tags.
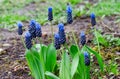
<box><xmin>101</xmin><ymin>21</ymin><xmax>114</xmax><ymax>32</ymax></box>
<box><xmin>104</xmin><ymin>33</ymin><xmax>120</xmax><ymax>37</ymax></box>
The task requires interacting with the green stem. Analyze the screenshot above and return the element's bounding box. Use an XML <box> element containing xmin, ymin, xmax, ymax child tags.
<box><xmin>32</xmin><ymin>38</ymin><xmax>36</xmax><ymax>45</ymax></box>
<box><xmin>94</xmin><ymin>27</ymin><xmax>100</xmax><ymax>53</ymax></box>
<box><xmin>71</xmin><ymin>31</ymin><xmax>80</xmax><ymax>52</ymax></box>
<box><xmin>20</xmin><ymin>36</ymin><xmax>26</xmax><ymax>49</ymax></box>
<box><xmin>38</xmin><ymin>37</ymin><xmax>42</xmax><ymax>50</ymax></box>
<box><xmin>50</xmin><ymin>21</ymin><xmax>54</xmax><ymax>43</ymax></box>
<box><xmin>71</xmin><ymin>31</ymin><xmax>77</xmax><ymax>46</ymax></box>
<box><xmin>64</xmin><ymin>43</ymin><xmax>70</xmax><ymax>53</ymax></box>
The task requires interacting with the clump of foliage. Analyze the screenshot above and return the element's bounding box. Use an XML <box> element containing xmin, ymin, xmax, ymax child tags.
<box><xmin>16</xmin><ymin>4</ymin><xmax>106</xmax><ymax>79</ymax></box>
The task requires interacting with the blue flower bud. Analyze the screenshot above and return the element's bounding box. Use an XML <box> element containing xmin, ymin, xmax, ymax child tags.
<box><xmin>30</xmin><ymin>19</ymin><xmax>36</xmax><ymax>27</ymax></box>
<box><xmin>29</xmin><ymin>19</ymin><xmax>36</xmax><ymax>38</ymax></box>
<box><xmin>66</xmin><ymin>4</ymin><xmax>73</xmax><ymax>24</ymax></box>
<box><xmin>36</xmin><ymin>22</ymin><xmax>42</xmax><ymax>37</ymax></box>
<box><xmin>90</xmin><ymin>13</ymin><xmax>96</xmax><ymax>26</ymax></box>
<box><xmin>25</xmin><ymin>32</ymin><xmax>32</xmax><ymax>49</ymax></box>
<box><xmin>48</xmin><ymin>7</ymin><xmax>53</xmax><ymax>21</ymax></box>
<box><xmin>54</xmin><ymin>33</ymin><xmax>61</xmax><ymax>49</ymax></box>
<box><xmin>80</xmin><ymin>31</ymin><xmax>86</xmax><ymax>46</ymax></box>
<box><xmin>58</xmin><ymin>23</ymin><xmax>66</xmax><ymax>44</ymax></box>
<box><xmin>58</xmin><ymin>23</ymin><xmax>64</xmax><ymax>31</ymax></box>
<box><xmin>17</xmin><ymin>21</ymin><xmax>23</xmax><ymax>35</ymax></box>
<box><xmin>84</xmin><ymin>51</ymin><xmax>90</xmax><ymax>66</ymax></box>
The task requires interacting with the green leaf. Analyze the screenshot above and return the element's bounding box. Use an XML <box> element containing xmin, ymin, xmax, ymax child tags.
<box><xmin>95</xmin><ymin>31</ymin><xmax>108</xmax><ymax>47</ymax></box>
<box><xmin>40</xmin><ymin>44</ymin><xmax>48</xmax><ymax>63</ymax></box>
<box><xmin>81</xmin><ymin>46</ymin><xmax>91</xmax><ymax>79</ymax></box>
<box><xmin>78</xmin><ymin>52</ymin><xmax>86</xmax><ymax>79</ymax></box>
<box><xmin>70</xmin><ymin>45</ymin><xmax>78</xmax><ymax>58</ymax></box>
<box><xmin>60</xmin><ymin>52</ymin><xmax>71</xmax><ymax>79</ymax></box>
<box><xmin>117</xmin><ymin>38</ymin><xmax>120</xmax><ymax>46</ymax></box>
<box><xmin>25</xmin><ymin>48</ymin><xmax>45</xmax><ymax>79</ymax></box>
<box><xmin>73</xmin><ymin>73</ymin><xmax>81</xmax><ymax>79</ymax></box>
<box><xmin>34</xmin><ymin>44</ymin><xmax>47</xmax><ymax>71</ymax></box>
<box><xmin>85</xmin><ymin>45</ymin><xmax>104</xmax><ymax>72</ymax></box>
<box><xmin>71</xmin><ymin>54</ymin><xmax>79</xmax><ymax>78</ymax></box>
<box><xmin>46</xmin><ymin>44</ymin><xmax>57</xmax><ymax>72</ymax></box>
<box><xmin>45</xmin><ymin>71</ymin><xmax>60</xmax><ymax>79</ymax></box>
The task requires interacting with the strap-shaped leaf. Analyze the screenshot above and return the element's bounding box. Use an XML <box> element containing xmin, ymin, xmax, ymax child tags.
<box><xmin>95</xmin><ymin>31</ymin><xmax>108</xmax><ymax>47</ymax></box>
<box><xmin>40</xmin><ymin>44</ymin><xmax>48</xmax><ymax>63</ymax></box>
<box><xmin>70</xmin><ymin>45</ymin><xmax>78</xmax><ymax>58</ymax></box>
<box><xmin>25</xmin><ymin>48</ymin><xmax>45</xmax><ymax>79</ymax></box>
<box><xmin>60</xmin><ymin>52</ymin><xmax>71</xmax><ymax>79</ymax></box>
<box><xmin>46</xmin><ymin>44</ymin><xmax>57</xmax><ymax>72</ymax></box>
<box><xmin>85</xmin><ymin>45</ymin><xmax>104</xmax><ymax>72</ymax></box>
<box><xmin>78</xmin><ymin>52</ymin><xmax>86</xmax><ymax>79</ymax></box>
<box><xmin>71</xmin><ymin>53</ymin><xmax>79</xmax><ymax>78</ymax></box>
<box><xmin>45</xmin><ymin>71</ymin><xmax>60</xmax><ymax>79</ymax></box>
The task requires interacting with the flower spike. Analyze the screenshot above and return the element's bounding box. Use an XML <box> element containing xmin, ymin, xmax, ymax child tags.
<box><xmin>17</xmin><ymin>21</ymin><xmax>23</xmax><ymax>35</ymax></box>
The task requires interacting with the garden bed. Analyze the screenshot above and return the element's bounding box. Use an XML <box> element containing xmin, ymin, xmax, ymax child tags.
<box><xmin>0</xmin><ymin>16</ymin><xmax>120</xmax><ymax>79</ymax></box>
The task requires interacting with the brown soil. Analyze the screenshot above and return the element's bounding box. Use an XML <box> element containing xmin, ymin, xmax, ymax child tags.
<box><xmin>0</xmin><ymin>15</ymin><xmax>120</xmax><ymax>79</ymax></box>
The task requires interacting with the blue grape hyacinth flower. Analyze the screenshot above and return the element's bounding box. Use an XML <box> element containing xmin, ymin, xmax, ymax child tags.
<box><xmin>48</xmin><ymin>7</ymin><xmax>53</xmax><ymax>21</ymax></box>
<box><xmin>29</xmin><ymin>19</ymin><xmax>36</xmax><ymax>38</ymax></box>
<box><xmin>90</xmin><ymin>13</ymin><xmax>96</xmax><ymax>26</ymax></box>
<box><xmin>80</xmin><ymin>31</ymin><xmax>86</xmax><ymax>46</ymax></box>
<box><xmin>84</xmin><ymin>51</ymin><xmax>90</xmax><ymax>66</ymax></box>
<box><xmin>54</xmin><ymin>33</ymin><xmax>61</xmax><ymax>49</ymax></box>
<box><xmin>25</xmin><ymin>32</ymin><xmax>32</xmax><ymax>49</ymax></box>
<box><xmin>58</xmin><ymin>23</ymin><xmax>66</xmax><ymax>44</ymax></box>
<box><xmin>17</xmin><ymin>21</ymin><xmax>23</xmax><ymax>35</ymax></box>
<box><xmin>36</xmin><ymin>22</ymin><xmax>42</xmax><ymax>37</ymax></box>
<box><xmin>66</xmin><ymin>4</ymin><xmax>73</xmax><ymax>24</ymax></box>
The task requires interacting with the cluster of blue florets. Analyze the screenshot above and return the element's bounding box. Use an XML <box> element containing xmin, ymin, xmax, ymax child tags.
<box><xmin>25</xmin><ymin>32</ymin><xmax>32</xmax><ymax>49</ymax></box>
<box><xmin>90</xmin><ymin>13</ymin><xmax>96</xmax><ymax>26</ymax></box>
<box><xmin>54</xmin><ymin>33</ymin><xmax>61</xmax><ymax>49</ymax></box>
<box><xmin>48</xmin><ymin>7</ymin><xmax>53</xmax><ymax>21</ymax></box>
<box><xmin>17</xmin><ymin>22</ymin><xmax>23</xmax><ymax>35</ymax></box>
<box><xmin>84</xmin><ymin>51</ymin><xmax>90</xmax><ymax>66</ymax></box>
<box><xmin>54</xmin><ymin>23</ymin><xmax>66</xmax><ymax>49</ymax></box>
<box><xmin>66</xmin><ymin>4</ymin><xmax>73</xmax><ymax>24</ymax></box>
<box><xmin>80</xmin><ymin>31</ymin><xmax>86</xmax><ymax>46</ymax></box>
<box><xmin>17</xmin><ymin>20</ymin><xmax>42</xmax><ymax>49</ymax></box>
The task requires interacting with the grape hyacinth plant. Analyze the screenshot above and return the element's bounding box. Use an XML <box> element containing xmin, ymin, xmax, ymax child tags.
<box><xmin>90</xmin><ymin>13</ymin><xmax>96</xmax><ymax>26</ymax></box>
<box><xmin>80</xmin><ymin>31</ymin><xmax>86</xmax><ymax>46</ymax></box>
<box><xmin>48</xmin><ymin>7</ymin><xmax>54</xmax><ymax>42</ymax></box>
<box><xmin>14</xmin><ymin>6</ymin><xmax>104</xmax><ymax>79</ymax></box>
<box><xmin>58</xmin><ymin>23</ymin><xmax>66</xmax><ymax>44</ymax></box>
<box><xmin>54</xmin><ymin>33</ymin><xmax>61</xmax><ymax>49</ymax></box>
<box><xmin>35</xmin><ymin>22</ymin><xmax>42</xmax><ymax>37</ymax></box>
<box><xmin>84</xmin><ymin>51</ymin><xmax>90</xmax><ymax>66</ymax></box>
<box><xmin>66</xmin><ymin>4</ymin><xmax>73</xmax><ymax>24</ymax></box>
<box><xmin>25</xmin><ymin>31</ymin><xmax>32</xmax><ymax>49</ymax></box>
<box><xmin>90</xmin><ymin>13</ymin><xmax>101</xmax><ymax>53</ymax></box>
<box><xmin>29</xmin><ymin>19</ymin><xmax>36</xmax><ymax>39</ymax></box>
<box><xmin>17</xmin><ymin>21</ymin><xmax>23</xmax><ymax>35</ymax></box>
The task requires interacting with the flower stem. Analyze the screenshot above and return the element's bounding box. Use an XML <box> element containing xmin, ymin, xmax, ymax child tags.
<box><xmin>20</xmin><ymin>36</ymin><xmax>26</xmax><ymax>49</ymax></box>
<box><xmin>38</xmin><ymin>37</ymin><xmax>42</xmax><ymax>49</ymax></box>
<box><xmin>50</xmin><ymin>21</ymin><xmax>54</xmax><ymax>43</ymax></box>
<box><xmin>94</xmin><ymin>27</ymin><xmax>100</xmax><ymax>53</ymax></box>
<box><xmin>72</xmin><ymin>31</ymin><xmax>77</xmax><ymax>46</ymax></box>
